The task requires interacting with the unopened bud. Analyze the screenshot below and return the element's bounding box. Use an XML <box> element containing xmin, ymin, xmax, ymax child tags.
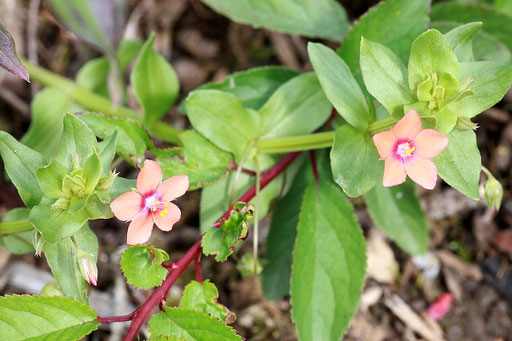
<box><xmin>77</xmin><ymin>250</ymin><xmax>98</xmax><ymax>286</ymax></box>
<box><xmin>62</xmin><ymin>172</ymin><xmax>86</xmax><ymax>197</ymax></box>
<box><xmin>484</xmin><ymin>175</ymin><xmax>503</xmax><ymax>211</ymax></box>
<box><xmin>32</xmin><ymin>230</ymin><xmax>45</xmax><ymax>256</ymax></box>
<box><xmin>97</xmin><ymin>170</ymin><xmax>118</xmax><ymax>191</ymax></box>
<box><xmin>456</xmin><ymin>117</ymin><xmax>478</xmax><ymax>131</ymax></box>
<box><xmin>51</xmin><ymin>196</ymin><xmax>70</xmax><ymax>210</ymax></box>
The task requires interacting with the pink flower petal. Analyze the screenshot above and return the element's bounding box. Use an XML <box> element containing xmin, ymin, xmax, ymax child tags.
<box><xmin>110</xmin><ymin>191</ymin><xmax>144</xmax><ymax>221</ymax></box>
<box><xmin>373</xmin><ymin>130</ymin><xmax>396</xmax><ymax>159</ymax></box>
<box><xmin>413</xmin><ymin>129</ymin><xmax>449</xmax><ymax>158</ymax></box>
<box><xmin>428</xmin><ymin>293</ymin><xmax>454</xmax><ymax>321</ymax></box>
<box><xmin>152</xmin><ymin>202</ymin><xmax>181</xmax><ymax>232</ymax></box>
<box><xmin>405</xmin><ymin>157</ymin><xmax>438</xmax><ymax>190</ymax></box>
<box><xmin>158</xmin><ymin>175</ymin><xmax>189</xmax><ymax>201</ymax></box>
<box><xmin>393</xmin><ymin>109</ymin><xmax>422</xmax><ymax>140</ymax></box>
<box><xmin>127</xmin><ymin>211</ymin><xmax>154</xmax><ymax>245</ymax></box>
<box><xmin>383</xmin><ymin>158</ymin><xmax>406</xmax><ymax>187</ymax></box>
<box><xmin>137</xmin><ymin>160</ymin><xmax>162</xmax><ymax>196</ymax></box>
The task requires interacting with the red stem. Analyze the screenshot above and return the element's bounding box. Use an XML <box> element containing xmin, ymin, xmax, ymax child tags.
<box><xmin>194</xmin><ymin>254</ymin><xmax>203</xmax><ymax>283</ymax></box>
<box><xmin>99</xmin><ymin>152</ymin><xmax>301</xmax><ymax>340</ymax></box>
<box><xmin>309</xmin><ymin>150</ymin><xmax>319</xmax><ymax>183</ymax></box>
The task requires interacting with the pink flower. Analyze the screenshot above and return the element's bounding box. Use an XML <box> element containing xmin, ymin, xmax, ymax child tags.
<box><xmin>110</xmin><ymin>160</ymin><xmax>189</xmax><ymax>245</ymax></box>
<box><xmin>373</xmin><ymin>110</ymin><xmax>448</xmax><ymax>190</ymax></box>
<box><xmin>428</xmin><ymin>293</ymin><xmax>454</xmax><ymax>321</ymax></box>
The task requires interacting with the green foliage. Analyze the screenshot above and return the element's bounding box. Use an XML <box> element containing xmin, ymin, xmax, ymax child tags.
<box><xmin>157</xmin><ymin>131</ymin><xmax>232</xmax><ymax>190</ymax></box>
<box><xmin>443</xmin><ymin>22</ymin><xmax>483</xmax><ymax>62</ymax></box>
<box><xmin>131</xmin><ymin>34</ymin><xmax>179</xmax><ymax>125</ymax></box>
<box><xmin>148</xmin><ymin>306</ymin><xmax>242</xmax><ymax>341</ymax></box>
<box><xmin>0</xmin><ymin>295</ymin><xmax>99</xmax><ymax>341</ymax></box>
<box><xmin>291</xmin><ymin>180</ymin><xmax>366</xmax><ymax>341</ymax></box>
<box><xmin>360</xmin><ymin>38</ymin><xmax>415</xmax><ymax>118</ymax></box>
<box><xmin>44</xmin><ymin>224</ymin><xmax>98</xmax><ymax>303</ymax></box>
<box><xmin>181</xmin><ymin>66</ymin><xmax>300</xmax><ymax>112</ymax></box>
<box><xmin>120</xmin><ymin>245</ymin><xmax>170</xmax><ymax>289</ymax></box>
<box><xmin>180</xmin><ymin>280</ymin><xmax>234</xmax><ymax>323</ymax></box>
<box><xmin>434</xmin><ymin>128</ymin><xmax>481</xmax><ymax>200</ymax></box>
<box><xmin>0</xmin><ymin>208</ymin><xmax>34</xmax><ymax>254</ymax></box>
<box><xmin>0</xmin><ymin>131</ymin><xmax>46</xmax><ymax>208</ymax></box>
<box><xmin>202</xmin><ymin>202</ymin><xmax>253</xmax><ymax>262</ymax></box>
<box><xmin>337</xmin><ymin>0</ymin><xmax>429</xmax><ymax>85</ymax></box>
<box><xmin>308</xmin><ymin>43</ymin><xmax>370</xmax><ymax>131</ymax></box>
<box><xmin>261</xmin><ymin>160</ymin><xmax>311</xmax><ymax>300</ymax></box>
<box><xmin>200</xmin><ymin>0</ymin><xmax>348</xmax><ymax>41</ymax></box>
<box><xmin>55</xmin><ymin>114</ymin><xmax>98</xmax><ymax>168</ymax></box>
<box><xmin>330</xmin><ymin>125</ymin><xmax>382</xmax><ymax>197</ymax></box>
<box><xmin>365</xmin><ymin>181</ymin><xmax>428</xmax><ymax>256</ymax></box>
<box><xmin>22</xmin><ymin>87</ymin><xmax>74</xmax><ymax>160</ymax></box>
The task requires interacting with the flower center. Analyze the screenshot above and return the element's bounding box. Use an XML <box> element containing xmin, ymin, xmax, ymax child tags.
<box><xmin>144</xmin><ymin>194</ymin><xmax>169</xmax><ymax>217</ymax></box>
<box><xmin>395</xmin><ymin>141</ymin><xmax>416</xmax><ymax>160</ymax></box>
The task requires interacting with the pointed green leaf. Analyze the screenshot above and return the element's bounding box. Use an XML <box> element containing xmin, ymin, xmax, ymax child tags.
<box><xmin>120</xmin><ymin>245</ymin><xmax>169</xmax><ymax>289</ymax></box>
<box><xmin>259</xmin><ymin>72</ymin><xmax>331</xmax><ymax>139</ymax></box>
<box><xmin>291</xmin><ymin>180</ymin><xmax>366</xmax><ymax>341</ymax></box>
<box><xmin>56</xmin><ymin>114</ymin><xmax>98</xmax><ymax>169</ymax></box>
<box><xmin>365</xmin><ymin>181</ymin><xmax>428</xmax><ymax>256</ymax></box>
<box><xmin>148</xmin><ymin>306</ymin><xmax>242</xmax><ymax>341</ymax></box>
<box><xmin>0</xmin><ymin>295</ymin><xmax>99</xmax><ymax>341</ymax></box>
<box><xmin>36</xmin><ymin>159</ymin><xmax>68</xmax><ymax>199</ymax></box>
<box><xmin>434</xmin><ymin>128</ymin><xmax>481</xmax><ymax>200</ymax></box>
<box><xmin>443</xmin><ymin>22</ymin><xmax>482</xmax><ymax>62</ymax></box>
<box><xmin>308</xmin><ymin>43</ymin><xmax>370</xmax><ymax>131</ymax></box>
<box><xmin>131</xmin><ymin>34</ymin><xmax>179</xmax><ymax>125</ymax></box>
<box><xmin>330</xmin><ymin>125</ymin><xmax>382</xmax><ymax>197</ymax></box>
<box><xmin>360</xmin><ymin>38</ymin><xmax>415</xmax><ymax>118</ymax></box>
<box><xmin>97</xmin><ymin>131</ymin><xmax>117</xmax><ymax>177</ymax></box>
<box><xmin>200</xmin><ymin>0</ymin><xmax>348</xmax><ymax>41</ymax></box>
<box><xmin>0</xmin><ymin>131</ymin><xmax>45</xmax><ymax>208</ymax></box>
<box><xmin>180</xmin><ymin>280</ymin><xmax>234</xmax><ymax>322</ymax></box>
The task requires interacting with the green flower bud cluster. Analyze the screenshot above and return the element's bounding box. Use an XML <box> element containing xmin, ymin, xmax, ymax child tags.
<box><xmin>416</xmin><ymin>72</ymin><xmax>473</xmax><ymax>112</ymax></box>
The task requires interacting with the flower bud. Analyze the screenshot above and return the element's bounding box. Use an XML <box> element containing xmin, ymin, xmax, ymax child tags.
<box><xmin>97</xmin><ymin>170</ymin><xmax>118</xmax><ymax>192</ymax></box>
<box><xmin>77</xmin><ymin>250</ymin><xmax>98</xmax><ymax>286</ymax></box>
<box><xmin>484</xmin><ymin>175</ymin><xmax>503</xmax><ymax>211</ymax></box>
<box><xmin>32</xmin><ymin>230</ymin><xmax>45</xmax><ymax>256</ymax></box>
<box><xmin>236</xmin><ymin>252</ymin><xmax>262</xmax><ymax>279</ymax></box>
<box><xmin>456</xmin><ymin>117</ymin><xmax>478</xmax><ymax>131</ymax></box>
<box><xmin>62</xmin><ymin>172</ymin><xmax>86</xmax><ymax>197</ymax></box>
<box><xmin>51</xmin><ymin>196</ymin><xmax>70</xmax><ymax>210</ymax></box>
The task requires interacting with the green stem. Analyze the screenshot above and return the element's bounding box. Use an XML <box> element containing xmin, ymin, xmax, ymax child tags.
<box><xmin>22</xmin><ymin>60</ymin><xmax>182</xmax><ymax>144</ymax></box>
<box><xmin>0</xmin><ymin>220</ymin><xmax>33</xmax><ymax>234</ymax></box>
<box><xmin>256</xmin><ymin>117</ymin><xmax>398</xmax><ymax>153</ymax></box>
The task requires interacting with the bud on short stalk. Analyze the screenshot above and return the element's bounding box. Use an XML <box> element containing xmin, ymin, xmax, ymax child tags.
<box><xmin>97</xmin><ymin>170</ymin><xmax>118</xmax><ymax>192</ymax></box>
<box><xmin>77</xmin><ymin>249</ymin><xmax>98</xmax><ymax>286</ymax></box>
<box><xmin>32</xmin><ymin>230</ymin><xmax>45</xmax><ymax>256</ymax></box>
<box><xmin>484</xmin><ymin>175</ymin><xmax>503</xmax><ymax>211</ymax></box>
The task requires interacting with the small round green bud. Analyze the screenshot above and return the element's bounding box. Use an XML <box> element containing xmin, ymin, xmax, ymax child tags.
<box><xmin>51</xmin><ymin>196</ymin><xmax>70</xmax><ymax>210</ymax></box>
<box><xmin>32</xmin><ymin>230</ymin><xmax>45</xmax><ymax>256</ymax></box>
<box><xmin>484</xmin><ymin>176</ymin><xmax>503</xmax><ymax>211</ymax></box>
<box><xmin>456</xmin><ymin>117</ymin><xmax>478</xmax><ymax>131</ymax></box>
<box><xmin>97</xmin><ymin>171</ymin><xmax>118</xmax><ymax>192</ymax></box>
<box><xmin>76</xmin><ymin>249</ymin><xmax>98</xmax><ymax>286</ymax></box>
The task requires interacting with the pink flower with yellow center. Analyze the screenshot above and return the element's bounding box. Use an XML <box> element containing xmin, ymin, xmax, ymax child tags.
<box><xmin>373</xmin><ymin>109</ymin><xmax>449</xmax><ymax>190</ymax></box>
<box><xmin>110</xmin><ymin>160</ymin><xmax>189</xmax><ymax>245</ymax></box>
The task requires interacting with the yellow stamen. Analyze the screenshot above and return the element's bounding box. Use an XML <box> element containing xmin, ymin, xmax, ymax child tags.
<box><xmin>164</xmin><ymin>203</ymin><xmax>168</xmax><ymax>207</ymax></box>
<box><xmin>156</xmin><ymin>201</ymin><xmax>160</xmax><ymax>205</ymax></box>
<box><xmin>160</xmin><ymin>212</ymin><xmax>165</xmax><ymax>217</ymax></box>
<box><xmin>406</xmin><ymin>146</ymin><xmax>415</xmax><ymax>156</ymax></box>
<box><xmin>152</xmin><ymin>207</ymin><xmax>156</xmax><ymax>212</ymax></box>
<box><xmin>163</xmin><ymin>209</ymin><xmax>168</xmax><ymax>214</ymax></box>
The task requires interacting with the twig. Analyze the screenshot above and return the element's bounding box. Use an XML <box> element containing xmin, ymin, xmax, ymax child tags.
<box><xmin>194</xmin><ymin>254</ymin><xmax>203</xmax><ymax>284</ymax></box>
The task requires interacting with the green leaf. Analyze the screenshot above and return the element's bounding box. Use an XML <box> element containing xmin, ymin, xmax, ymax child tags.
<box><xmin>79</xmin><ymin>112</ymin><xmax>148</xmax><ymax>158</ymax></box>
<box><xmin>408</xmin><ymin>29</ymin><xmax>459</xmax><ymax>91</ymax></box>
<box><xmin>120</xmin><ymin>245</ymin><xmax>169</xmax><ymax>289</ymax></box>
<box><xmin>45</xmin><ymin>224</ymin><xmax>98</xmax><ymax>303</ymax></box>
<box><xmin>261</xmin><ymin>160</ymin><xmax>311</xmax><ymax>300</ymax></box>
<box><xmin>432</xmin><ymin>21</ymin><xmax>512</xmax><ymax>64</ymax></box>
<box><xmin>430</xmin><ymin>1</ymin><xmax>512</xmax><ymax>53</ymax></box>
<box><xmin>291</xmin><ymin>179</ymin><xmax>366</xmax><ymax>341</ymax></box>
<box><xmin>337</xmin><ymin>0</ymin><xmax>429</xmax><ymax>85</ymax></box>
<box><xmin>0</xmin><ymin>131</ymin><xmax>46</xmax><ymax>208</ymax></box>
<box><xmin>200</xmin><ymin>0</ymin><xmax>348</xmax><ymax>41</ymax></box>
<box><xmin>109</xmin><ymin>177</ymin><xmax>136</xmax><ymax>199</ymax></box>
<box><xmin>330</xmin><ymin>125</ymin><xmax>382</xmax><ymax>197</ymax></box>
<box><xmin>76</xmin><ymin>58</ymin><xmax>110</xmax><ymax>98</ymax></box>
<box><xmin>82</xmin><ymin>149</ymin><xmax>102</xmax><ymax>194</ymax></box>
<box><xmin>36</xmin><ymin>159</ymin><xmax>68</xmax><ymax>199</ymax></box>
<box><xmin>148</xmin><ymin>306</ymin><xmax>242</xmax><ymax>341</ymax></box>
<box><xmin>258</xmin><ymin>72</ymin><xmax>331</xmax><ymax>139</ymax></box>
<box><xmin>0</xmin><ymin>294</ymin><xmax>100</xmax><ymax>341</ymax></box>
<box><xmin>360</xmin><ymin>38</ymin><xmax>415</xmax><ymax>118</ymax></box>
<box><xmin>0</xmin><ymin>18</ymin><xmax>29</xmax><ymax>81</ymax></box>
<box><xmin>97</xmin><ymin>131</ymin><xmax>118</xmax><ymax>177</ymax></box>
<box><xmin>185</xmin><ymin>90</ymin><xmax>260</xmax><ymax>162</ymax></box>
<box><xmin>21</xmin><ymin>87</ymin><xmax>73</xmax><ymax>160</ymax></box>
<box><xmin>131</xmin><ymin>34</ymin><xmax>179</xmax><ymax>125</ymax></box>
<box><xmin>202</xmin><ymin>203</ymin><xmax>253</xmax><ymax>262</ymax></box>
<box><xmin>157</xmin><ymin>131</ymin><xmax>232</xmax><ymax>190</ymax></box>
<box><xmin>308</xmin><ymin>43</ymin><xmax>370</xmax><ymax>131</ymax></box>
<box><xmin>365</xmin><ymin>181</ymin><xmax>428</xmax><ymax>256</ymax></box>
<box><xmin>56</xmin><ymin>114</ymin><xmax>98</xmax><ymax>169</ymax></box>
<box><xmin>183</xmin><ymin>66</ymin><xmax>300</xmax><ymax>112</ymax></box>
<box><xmin>434</xmin><ymin>128</ymin><xmax>481</xmax><ymax>200</ymax></box>
<box><xmin>0</xmin><ymin>208</ymin><xmax>34</xmax><ymax>254</ymax></box>
<box><xmin>180</xmin><ymin>280</ymin><xmax>234</xmax><ymax>323</ymax></box>
<box><xmin>448</xmin><ymin>61</ymin><xmax>512</xmax><ymax>118</ymax></box>
<box><xmin>443</xmin><ymin>22</ymin><xmax>483</xmax><ymax>62</ymax></box>
<box><xmin>199</xmin><ymin>171</ymin><xmax>281</xmax><ymax>232</ymax></box>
